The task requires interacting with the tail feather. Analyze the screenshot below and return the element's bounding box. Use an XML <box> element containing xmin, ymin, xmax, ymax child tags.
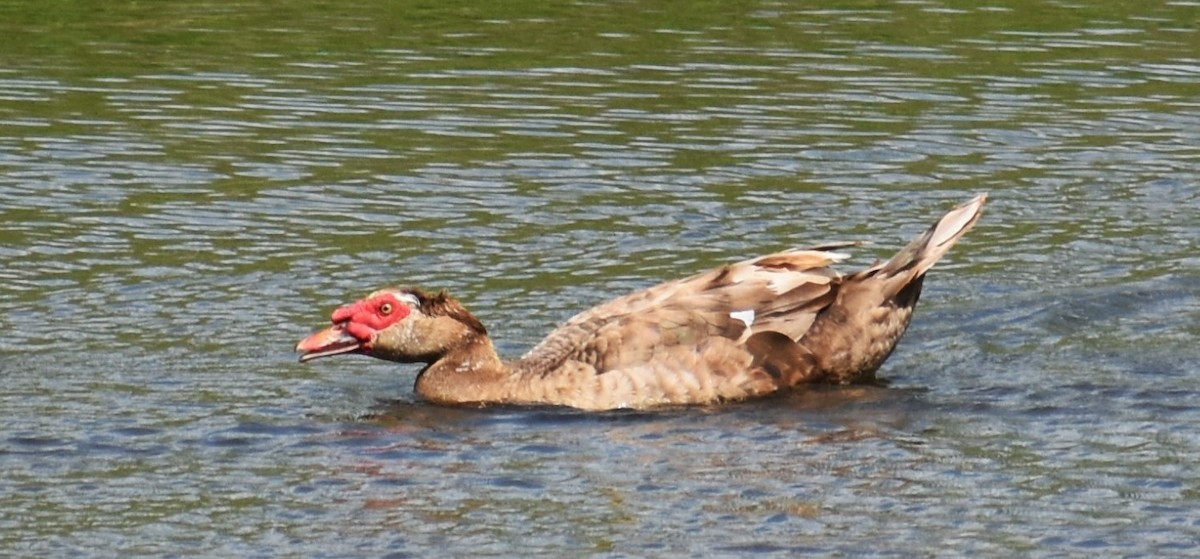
<box><xmin>876</xmin><ymin>193</ymin><xmax>987</xmax><ymax>289</ymax></box>
<box><xmin>797</xmin><ymin>194</ymin><xmax>987</xmax><ymax>385</ymax></box>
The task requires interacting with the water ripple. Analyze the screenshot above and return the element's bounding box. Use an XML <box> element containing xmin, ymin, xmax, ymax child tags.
<box><xmin>1</xmin><ymin>0</ymin><xmax>1198</xmax><ymax>556</ymax></box>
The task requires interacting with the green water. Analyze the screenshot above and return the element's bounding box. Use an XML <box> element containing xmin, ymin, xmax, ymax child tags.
<box><xmin>2</xmin><ymin>1</ymin><xmax>1198</xmax><ymax>556</ymax></box>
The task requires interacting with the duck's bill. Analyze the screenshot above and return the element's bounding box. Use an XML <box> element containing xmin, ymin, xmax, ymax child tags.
<box><xmin>296</xmin><ymin>324</ymin><xmax>361</xmax><ymax>362</ymax></box>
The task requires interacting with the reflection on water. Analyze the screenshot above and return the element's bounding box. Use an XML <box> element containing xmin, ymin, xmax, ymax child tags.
<box><xmin>1</xmin><ymin>0</ymin><xmax>1198</xmax><ymax>556</ymax></box>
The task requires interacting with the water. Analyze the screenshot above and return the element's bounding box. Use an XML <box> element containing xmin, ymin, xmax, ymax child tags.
<box><xmin>2</xmin><ymin>0</ymin><xmax>1198</xmax><ymax>556</ymax></box>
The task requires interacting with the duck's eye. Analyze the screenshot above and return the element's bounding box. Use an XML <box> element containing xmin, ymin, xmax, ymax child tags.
<box><xmin>379</xmin><ymin>303</ymin><xmax>393</xmax><ymax>315</ymax></box>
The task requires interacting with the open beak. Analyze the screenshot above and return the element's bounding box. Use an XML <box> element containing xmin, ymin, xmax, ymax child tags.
<box><xmin>296</xmin><ymin>323</ymin><xmax>362</xmax><ymax>363</ymax></box>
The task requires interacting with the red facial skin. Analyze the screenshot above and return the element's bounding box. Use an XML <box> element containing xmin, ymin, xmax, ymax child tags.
<box><xmin>296</xmin><ymin>292</ymin><xmax>412</xmax><ymax>361</ymax></box>
<box><xmin>330</xmin><ymin>293</ymin><xmax>412</xmax><ymax>350</ymax></box>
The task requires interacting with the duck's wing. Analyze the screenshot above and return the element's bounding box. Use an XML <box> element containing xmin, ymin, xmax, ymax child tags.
<box><xmin>517</xmin><ymin>245</ymin><xmax>854</xmax><ymax>377</ymax></box>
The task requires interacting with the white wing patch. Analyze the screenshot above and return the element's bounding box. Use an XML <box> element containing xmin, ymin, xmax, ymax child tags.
<box><xmin>730</xmin><ymin>309</ymin><xmax>756</xmax><ymax>328</ymax></box>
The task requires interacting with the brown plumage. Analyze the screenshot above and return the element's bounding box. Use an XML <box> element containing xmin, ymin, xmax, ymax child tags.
<box><xmin>297</xmin><ymin>194</ymin><xmax>986</xmax><ymax>410</ymax></box>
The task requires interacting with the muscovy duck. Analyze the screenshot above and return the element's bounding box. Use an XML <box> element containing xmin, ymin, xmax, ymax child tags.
<box><xmin>297</xmin><ymin>194</ymin><xmax>986</xmax><ymax>410</ymax></box>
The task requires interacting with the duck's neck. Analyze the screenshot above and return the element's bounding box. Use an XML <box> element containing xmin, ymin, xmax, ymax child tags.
<box><xmin>412</xmin><ymin>335</ymin><xmax>523</xmax><ymax>405</ymax></box>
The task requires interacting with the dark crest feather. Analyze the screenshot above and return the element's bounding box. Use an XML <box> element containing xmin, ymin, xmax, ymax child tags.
<box><xmin>404</xmin><ymin>287</ymin><xmax>488</xmax><ymax>336</ymax></box>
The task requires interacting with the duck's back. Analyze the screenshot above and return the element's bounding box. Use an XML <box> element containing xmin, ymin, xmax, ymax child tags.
<box><xmin>507</xmin><ymin>248</ymin><xmax>851</xmax><ymax>408</ymax></box>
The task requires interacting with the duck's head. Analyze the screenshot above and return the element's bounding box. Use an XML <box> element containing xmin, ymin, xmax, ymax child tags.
<box><xmin>296</xmin><ymin>287</ymin><xmax>486</xmax><ymax>364</ymax></box>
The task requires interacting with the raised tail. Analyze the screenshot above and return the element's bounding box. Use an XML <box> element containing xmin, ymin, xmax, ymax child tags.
<box><xmin>796</xmin><ymin>194</ymin><xmax>986</xmax><ymax>385</ymax></box>
<box><xmin>874</xmin><ymin>193</ymin><xmax>987</xmax><ymax>288</ymax></box>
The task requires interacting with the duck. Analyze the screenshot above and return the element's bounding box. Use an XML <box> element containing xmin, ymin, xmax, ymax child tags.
<box><xmin>297</xmin><ymin>194</ymin><xmax>986</xmax><ymax>410</ymax></box>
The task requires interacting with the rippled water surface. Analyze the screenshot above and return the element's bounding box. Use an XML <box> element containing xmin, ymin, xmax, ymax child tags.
<box><xmin>2</xmin><ymin>1</ymin><xmax>1198</xmax><ymax>556</ymax></box>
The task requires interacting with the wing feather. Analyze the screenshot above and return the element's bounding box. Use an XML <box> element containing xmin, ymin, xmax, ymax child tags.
<box><xmin>518</xmin><ymin>247</ymin><xmax>847</xmax><ymax>375</ymax></box>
